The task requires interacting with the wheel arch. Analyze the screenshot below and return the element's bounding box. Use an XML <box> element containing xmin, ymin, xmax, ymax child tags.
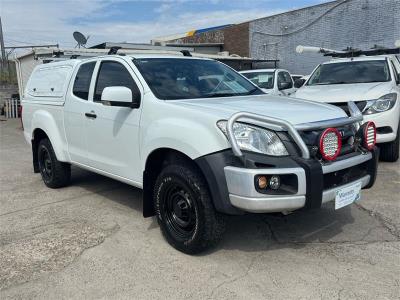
<box><xmin>31</xmin><ymin>128</ymin><xmax>49</xmax><ymax>172</ymax></box>
<box><xmin>142</xmin><ymin>147</ymin><xmax>209</xmax><ymax>218</ymax></box>
<box><xmin>30</xmin><ymin>109</ymin><xmax>70</xmax><ymax>164</ymax></box>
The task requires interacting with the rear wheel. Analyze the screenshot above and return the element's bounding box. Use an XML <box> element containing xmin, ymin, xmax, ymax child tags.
<box><xmin>154</xmin><ymin>163</ymin><xmax>225</xmax><ymax>254</ymax></box>
<box><xmin>38</xmin><ymin>138</ymin><xmax>71</xmax><ymax>188</ymax></box>
<box><xmin>379</xmin><ymin>125</ymin><xmax>399</xmax><ymax>162</ymax></box>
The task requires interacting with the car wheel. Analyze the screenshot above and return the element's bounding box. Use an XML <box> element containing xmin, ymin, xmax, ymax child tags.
<box><xmin>379</xmin><ymin>125</ymin><xmax>399</xmax><ymax>162</ymax></box>
<box><xmin>38</xmin><ymin>138</ymin><xmax>71</xmax><ymax>188</ymax></box>
<box><xmin>154</xmin><ymin>163</ymin><xmax>225</xmax><ymax>254</ymax></box>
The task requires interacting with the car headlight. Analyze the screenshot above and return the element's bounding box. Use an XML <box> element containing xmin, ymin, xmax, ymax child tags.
<box><xmin>363</xmin><ymin>93</ymin><xmax>397</xmax><ymax>115</ymax></box>
<box><xmin>217</xmin><ymin>121</ymin><xmax>289</xmax><ymax>156</ymax></box>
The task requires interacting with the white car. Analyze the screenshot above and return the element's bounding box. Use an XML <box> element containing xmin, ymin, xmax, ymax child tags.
<box><xmin>295</xmin><ymin>55</ymin><xmax>400</xmax><ymax>162</ymax></box>
<box><xmin>22</xmin><ymin>53</ymin><xmax>378</xmax><ymax>254</ymax></box>
<box><xmin>240</xmin><ymin>69</ymin><xmax>296</xmax><ymax>96</ymax></box>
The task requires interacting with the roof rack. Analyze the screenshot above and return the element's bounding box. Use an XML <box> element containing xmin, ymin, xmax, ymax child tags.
<box><xmin>296</xmin><ymin>42</ymin><xmax>400</xmax><ymax>58</ymax></box>
<box><xmin>180</xmin><ymin>50</ymin><xmax>192</xmax><ymax>57</ymax></box>
<box><xmin>108</xmin><ymin>46</ymin><xmax>122</xmax><ymax>55</ymax></box>
<box><xmin>324</xmin><ymin>47</ymin><xmax>400</xmax><ymax>58</ymax></box>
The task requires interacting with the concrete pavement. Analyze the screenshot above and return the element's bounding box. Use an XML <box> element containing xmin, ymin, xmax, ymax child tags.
<box><xmin>1</xmin><ymin>119</ymin><xmax>399</xmax><ymax>299</ymax></box>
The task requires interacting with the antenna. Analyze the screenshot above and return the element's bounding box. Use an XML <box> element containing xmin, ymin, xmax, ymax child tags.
<box><xmin>73</xmin><ymin>31</ymin><xmax>89</xmax><ymax>48</ymax></box>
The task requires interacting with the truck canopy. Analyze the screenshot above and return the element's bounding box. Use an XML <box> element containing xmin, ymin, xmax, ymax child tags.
<box><xmin>25</xmin><ymin>60</ymin><xmax>80</xmax><ymax>103</ymax></box>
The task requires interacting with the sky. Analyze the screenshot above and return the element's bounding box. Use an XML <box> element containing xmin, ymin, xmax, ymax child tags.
<box><xmin>1</xmin><ymin>0</ymin><xmax>331</xmax><ymax>49</ymax></box>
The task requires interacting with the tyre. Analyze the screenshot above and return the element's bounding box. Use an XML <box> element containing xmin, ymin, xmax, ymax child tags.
<box><xmin>38</xmin><ymin>138</ymin><xmax>71</xmax><ymax>188</ymax></box>
<box><xmin>154</xmin><ymin>163</ymin><xmax>225</xmax><ymax>254</ymax></box>
<box><xmin>379</xmin><ymin>125</ymin><xmax>399</xmax><ymax>162</ymax></box>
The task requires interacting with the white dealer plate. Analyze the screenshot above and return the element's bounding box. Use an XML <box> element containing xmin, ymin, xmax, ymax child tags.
<box><xmin>335</xmin><ymin>181</ymin><xmax>362</xmax><ymax>210</ymax></box>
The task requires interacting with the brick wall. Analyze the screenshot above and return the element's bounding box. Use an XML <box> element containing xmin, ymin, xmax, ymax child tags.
<box><xmin>168</xmin><ymin>23</ymin><xmax>250</xmax><ymax>57</ymax></box>
<box><xmin>223</xmin><ymin>22</ymin><xmax>250</xmax><ymax>57</ymax></box>
<box><xmin>249</xmin><ymin>0</ymin><xmax>400</xmax><ymax>74</ymax></box>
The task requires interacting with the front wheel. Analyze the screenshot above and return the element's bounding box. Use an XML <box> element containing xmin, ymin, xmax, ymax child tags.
<box><xmin>379</xmin><ymin>125</ymin><xmax>399</xmax><ymax>162</ymax></box>
<box><xmin>154</xmin><ymin>163</ymin><xmax>225</xmax><ymax>254</ymax></box>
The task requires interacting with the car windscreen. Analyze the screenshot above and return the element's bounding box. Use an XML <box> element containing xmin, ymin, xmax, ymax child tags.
<box><xmin>307</xmin><ymin>60</ymin><xmax>391</xmax><ymax>85</ymax></box>
<box><xmin>133</xmin><ymin>58</ymin><xmax>262</xmax><ymax>100</ymax></box>
<box><xmin>241</xmin><ymin>72</ymin><xmax>274</xmax><ymax>89</ymax></box>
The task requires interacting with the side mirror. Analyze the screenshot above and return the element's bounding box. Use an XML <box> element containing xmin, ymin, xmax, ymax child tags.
<box><xmin>294</xmin><ymin>78</ymin><xmax>306</xmax><ymax>88</ymax></box>
<box><xmin>278</xmin><ymin>81</ymin><xmax>292</xmax><ymax>90</ymax></box>
<box><xmin>101</xmin><ymin>86</ymin><xmax>140</xmax><ymax>108</ymax></box>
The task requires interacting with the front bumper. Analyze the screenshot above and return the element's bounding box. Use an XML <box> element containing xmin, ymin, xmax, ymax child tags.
<box><xmin>224</xmin><ymin>150</ymin><xmax>377</xmax><ymax>213</ymax></box>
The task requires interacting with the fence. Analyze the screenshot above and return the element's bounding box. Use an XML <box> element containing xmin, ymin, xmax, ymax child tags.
<box><xmin>4</xmin><ymin>98</ymin><xmax>20</xmax><ymax>118</ymax></box>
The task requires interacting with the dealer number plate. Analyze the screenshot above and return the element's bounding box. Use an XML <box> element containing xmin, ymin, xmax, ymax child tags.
<box><xmin>335</xmin><ymin>181</ymin><xmax>362</xmax><ymax>210</ymax></box>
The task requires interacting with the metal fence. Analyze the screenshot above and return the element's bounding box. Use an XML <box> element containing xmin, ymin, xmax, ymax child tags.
<box><xmin>4</xmin><ymin>98</ymin><xmax>20</xmax><ymax>118</ymax></box>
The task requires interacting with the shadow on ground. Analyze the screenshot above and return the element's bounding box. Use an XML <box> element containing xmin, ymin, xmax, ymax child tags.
<box><xmin>68</xmin><ymin>166</ymin><xmax>368</xmax><ymax>255</ymax></box>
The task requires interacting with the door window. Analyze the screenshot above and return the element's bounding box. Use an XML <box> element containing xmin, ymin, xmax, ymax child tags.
<box><xmin>73</xmin><ymin>62</ymin><xmax>96</xmax><ymax>100</ymax></box>
<box><xmin>277</xmin><ymin>72</ymin><xmax>293</xmax><ymax>90</ymax></box>
<box><xmin>94</xmin><ymin>61</ymin><xmax>140</xmax><ymax>104</ymax></box>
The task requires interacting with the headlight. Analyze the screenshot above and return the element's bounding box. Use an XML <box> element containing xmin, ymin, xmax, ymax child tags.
<box><xmin>363</xmin><ymin>93</ymin><xmax>397</xmax><ymax>115</ymax></box>
<box><xmin>217</xmin><ymin>121</ymin><xmax>289</xmax><ymax>156</ymax></box>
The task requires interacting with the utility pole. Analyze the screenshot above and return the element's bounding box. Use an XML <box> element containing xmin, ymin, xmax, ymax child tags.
<box><xmin>0</xmin><ymin>16</ymin><xmax>6</xmax><ymax>71</ymax></box>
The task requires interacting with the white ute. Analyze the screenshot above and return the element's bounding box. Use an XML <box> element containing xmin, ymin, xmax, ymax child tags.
<box><xmin>240</xmin><ymin>69</ymin><xmax>296</xmax><ymax>96</ymax></box>
<box><xmin>22</xmin><ymin>53</ymin><xmax>378</xmax><ymax>254</ymax></box>
<box><xmin>295</xmin><ymin>45</ymin><xmax>400</xmax><ymax>162</ymax></box>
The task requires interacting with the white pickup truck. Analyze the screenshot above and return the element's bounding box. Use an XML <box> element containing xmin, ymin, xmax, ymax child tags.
<box><xmin>22</xmin><ymin>53</ymin><xmax>378</xmax><ymax>254</ymax></box>
<box><xmin>295</xmin><ymin>52</ymin><xmax>400</xmax><ymax>162</ymax></box>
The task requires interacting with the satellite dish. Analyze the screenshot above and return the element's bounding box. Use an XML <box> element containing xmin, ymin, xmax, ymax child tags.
<box><xmin>73</xmin><ymin>31</ymin><xmax>89</xmax><ymax>48</ymax></box>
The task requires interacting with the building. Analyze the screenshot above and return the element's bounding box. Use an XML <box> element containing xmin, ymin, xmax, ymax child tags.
<box><xmin>155</xmin><ymin>0</ymin><xmax>400</xmax><ymax>74</ymax></box>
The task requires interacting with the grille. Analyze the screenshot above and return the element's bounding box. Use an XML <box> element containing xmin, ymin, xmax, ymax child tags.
<box><xmin>300</xmin><ymin>124</ymin><xmax>357</xmax><ymax>159</ymax></box>
<box><xmin>329</xmin><ymin>101</ymin><xmax>367</xmax><ymax>115</ymax></box>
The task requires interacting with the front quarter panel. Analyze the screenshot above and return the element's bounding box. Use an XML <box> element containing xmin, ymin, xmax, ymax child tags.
<box><xmin>141</xmin><ymin>117</ymin><xmax>230</xmax><ymax>169</ymax></box>
<box><xmin>140</xmin><ymin>98</ymin><xmax>230</xmax><ymax>171</ymax></box>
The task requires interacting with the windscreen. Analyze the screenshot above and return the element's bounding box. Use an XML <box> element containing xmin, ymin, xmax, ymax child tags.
<box><xmin>307</xmin><ymin>60</ymin><xmax>391</xmax><ymax>85</ymax></box>
<box><xmin>133</xmin><ymin>58</ymin><xmax>262</xmax><ymax>100</ymax></box>
<box><xmin>241</xmin><ymin>72</ymin><xmax>274</xmax><ymax>89</ymax></box>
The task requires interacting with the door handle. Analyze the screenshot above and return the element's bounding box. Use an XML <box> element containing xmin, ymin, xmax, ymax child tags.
<box><xmin>85</xmin><ymin>111</ymin><xmax>97</xmax><ymax>119</ymax></box>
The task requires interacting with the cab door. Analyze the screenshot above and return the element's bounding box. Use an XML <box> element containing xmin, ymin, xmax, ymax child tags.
<box><xmin>84</xmin><ymin>58</ymin><xmax>143</xmax><ymax>183</ymax></box>
<box><xmin>64</xmin><ymin>61</ymin><xmax>96</xmax><ymax>164</ymax></box>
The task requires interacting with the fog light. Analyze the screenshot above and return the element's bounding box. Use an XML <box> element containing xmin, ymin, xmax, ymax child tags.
<box><xmin>269</xmin><ymin>175</ymin><xmax>281</xmax><ymax>190</ymax></box>
<box><xmin>257</xmin><ymin>176</ymin><xmax>268</xmax><ymax>189</ymax></box>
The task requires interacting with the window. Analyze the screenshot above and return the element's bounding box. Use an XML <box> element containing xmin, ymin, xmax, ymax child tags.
<box><xmin>94</xmin><ymin>61</ymin><xmax>140</xmax><ymax>103</ymax></box>
<box><xmin>277</xmin><ymin>72</ymin><xmax>293</xmax><ymax>89</ymax></box>
<box><xmin>307</xmin><ymin>60</ymin><xmax>391</xmax><ymax>85</ymax></box>
<box><xmin>133</xmin><ymin>58</ymin><xmax>262</xmax><ymax>100</ymax></box>
<box><xmin>73</xmin><ymin>62</ymin><xmax>96</xmax><ymax>100</ymax></box>
<box><xmin>241</xmin><ymin>71</ymin><xmax>274</xmax><ymax>89</ymax></box>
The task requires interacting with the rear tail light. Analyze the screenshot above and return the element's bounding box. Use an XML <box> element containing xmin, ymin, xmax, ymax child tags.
<box><xmin>363</xmin><ymin>121</ymin><xmax>376</xmax><ymax>150</ymax></box>
<box><xmin>319</xmin><ymin>128</ymin><xmax>342</xmax><ymax>161</ymax></box>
